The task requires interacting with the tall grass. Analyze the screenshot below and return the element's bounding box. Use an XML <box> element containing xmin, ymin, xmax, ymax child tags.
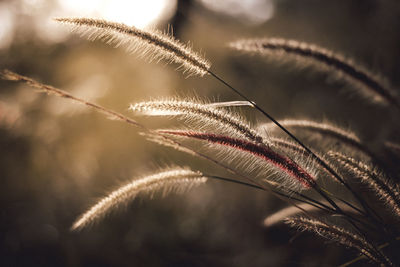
<box><xmin>2</xmin><ymin>16</ymin><xmax>400</xmax><ymax>266</ymax></box>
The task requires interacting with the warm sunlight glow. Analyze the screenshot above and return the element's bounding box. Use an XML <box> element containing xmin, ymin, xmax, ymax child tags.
<box><xmin>198</xmin><ymin>0</ymin><xmax>274</xmax><ymax>24</ymax></box>
<box><xmin>56</xmin><ymin>0</ymin><xmax>177</xmax><ymax>28</ymax></box>
<box><xmin>0</xmin><ymin>3</ymin><xmax>15</xmax><ymax>49</ymax></box>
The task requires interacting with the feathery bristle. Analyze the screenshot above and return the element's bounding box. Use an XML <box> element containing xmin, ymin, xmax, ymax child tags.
<box><xmin>285</xmin><ymin>217</ymin><xmax>391</xmax><ymax>265</ymax></box>
<box><xmin>55</xmin><ymin>17</ymin><xmax>211</xmax><ymax>77</ymax></box>
<box><xmin>140</xmin><ymin>132</ymin><xmax>200</xmax><ymax>157</ymax></box>
<box><xmin>71</xmin><ymin>168</ymin><xmax>207</xmax><ymax>231</ymax></box>
<box><xmin>328</xmin><ymin>151</ymin><xmax>400</xmax><ymax>219</ymax></box>
<box><xmin>159</xmin><ymin>130</ymin><xmax>317</xmax><ymax>190</ymax></box>
<box><xmin>230</xmin><ymin>38</ymin><xmax>399</xmax><ymax>107</ymax></box>
<box><xmin>270</xmin><ymin>137</ymin><xmax>308</xmax><ymax>155</ymax></box>
<box><xmin>130</xmin><ymin>99</ymin><xmax>266</xmax><ymax>144</ymax></box>
<box><xmin>261</xmin><ymin>120</ymin><xmax>373</xmax><ymax>156</ymax></box>
<box><xmin>263</xmin><ymin>120</ymin><xmax>360</xmax><ymax>145</ymax></box>
<box><xmin>270</xmin><ymin>137</ymin><xmax>343</xmax><ymax>184</ymax></box>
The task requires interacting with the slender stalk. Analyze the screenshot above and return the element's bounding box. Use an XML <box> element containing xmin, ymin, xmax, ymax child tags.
<box><xmin>206</xmin><ymin>175</ymin><xmax>264</xmax><ymax>190</ymax></box>
<box><xmin>321</xmin><ymin>189</ymin><xmax>364</xmax><ymax>216</ymax></box>
<box><xmin>206</xmin><ymin>175</ymin><xmax>331</xmax><ymax>213</ymax></box>
<box><xmin>209</xmin><ymin>175</ymin><xmax>337</xmax><ymax>214</ymax></box>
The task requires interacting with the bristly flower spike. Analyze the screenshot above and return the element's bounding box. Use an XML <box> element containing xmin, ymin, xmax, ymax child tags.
<box><xmin>230</xmin><ymin>38</ymin><xmax>400</xmax><ymax>109</ymax></box>
<box><xmin>130</xmin><ymin>99</ymin><xmax>266</xmax><ymax>144</ymax></box>
<box><xmin>159</xmin><ymin>130</ymin><xmax>317</xmax><ymax>190</ymax></box>
<box><xmin>55</xmin><ymin>17</ymin><xmax>211</xmax><ymax>77</ymax></box>
<box><xmin>71</xmin><ymin>168</ymin><xmax>207</xmax><ymax>231</ymax></box>
<box><xmin>329</xmin><ymin>151</ymin><xmax>400</xmax><ymax>219</ymax></box>
<box><xmin>286</xmin><ymin>217</ymin><xmax>393</xmax><ymax>266</ymax></box>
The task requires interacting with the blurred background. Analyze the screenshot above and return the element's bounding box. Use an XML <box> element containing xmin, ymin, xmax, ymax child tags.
<box><xmin>1</xmin><ymin>0</ymin><xmax>400</xmax><ymax>266</ymax></box>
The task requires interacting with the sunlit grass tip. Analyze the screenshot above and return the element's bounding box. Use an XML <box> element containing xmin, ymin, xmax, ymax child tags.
<box><xmin>130</xmin><ymin>98</ymin><xmax>266</xmax><ymax>144</ymax></box>
<box><xmin>55</xmin><ymin>17</ymin><xmax>211</xmax><ymax>77</ymax></box>
<box><xmin>71</xmin><ymin>168</ymin><xmax>207</xmax><ymax>231</ymax></box>
<box><xmin>158</xmin><ymin>130</ymin><xmax>317</xmax><ymax>191</ymax></box>
<box><xmin>230</xmin><ymin>38</ymin><xmax>399</xmax><ymax>108</ymax></box>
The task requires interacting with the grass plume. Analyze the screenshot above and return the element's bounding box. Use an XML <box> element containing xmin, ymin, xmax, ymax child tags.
<box><xmin>55</xmin><ymin>17</ymin><xmax>211</xmax><ymax>77</ymax></box>
<box><xmin>159</xmin><ymin>130</ymin><xmax>317</xmax><ymax>190</ymax></box>
<box><xmin>329</xmin><ymin>151</ymin><xmax>400</xmax><ymax>219</ymax></box>
<box><xmin>71</xmin><ymin>168</ymin><xmax>207</xmax><ymax>231</ymax></box>
<box><xmin>230</xmin><ymin>38</ymin><xmax>399</xmax><ymax>108</ymax></box>
<box><xmin>285</xmin><ymin>216</ymin><xmax>392</xmax><ymax>266</ymax></box>
<box><xmin>130</xmin><ymin>99</ymin><xmax>265</xmax><ymax>144</ymax></box>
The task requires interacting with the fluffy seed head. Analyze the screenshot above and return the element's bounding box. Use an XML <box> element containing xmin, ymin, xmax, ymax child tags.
<box><xmin>328</xmin><ymin>151</ymin><xmax>400</xmax><ymax>219</ymax></box>
<box><xmin>230</xmin><ymin>38</ymin><xmax>399</xmax><ymax>107</ymax></box>
<box><xmin>159</xmin><ymin>130</ymin><xmax>317</xmax><ymax>191</ymax></box>
<box><xmin>130</xmin><ymin>99</ymin><xmax>266</xmax><ymax>144</ymax></box>
<box><xmin>55</xmin><ymin>17</ymin><xmax>211</xmax><ymax>77</ymax></box>
<box><xmin>71</xmin><ymin>168</ymin><xmax>207</xmax><ymax>231</ymax></box>
<box><xmin>285</xmin><ymin>216</ymin><xmax>391</xmax><ymax>265</ymax></box>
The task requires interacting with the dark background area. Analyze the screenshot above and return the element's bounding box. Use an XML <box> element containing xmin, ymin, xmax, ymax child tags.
<box><xmin>1</xmin><ymin>0</ymin><xmax>400</xmax><ymax>266</ymax></box>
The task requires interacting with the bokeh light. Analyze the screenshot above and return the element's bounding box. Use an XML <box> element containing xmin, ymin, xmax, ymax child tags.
<box><xmin>0</xmin><ymin>3</ymin><xmax>15</xmax><ymax>49</ymax></box>
<box><xmin>56</xmin><ymin>0</ymin><xmax>177</xmax><ymax>28</ymax></box>
<box><xmin>0</xmin><ymin>0</ymin><xmax>177</xmax><ymax>47</ymax></box>
<box><xmin>198</xmin><ymin>0</ymin><xmax>274</xmax><ymax>24</ymax></box>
